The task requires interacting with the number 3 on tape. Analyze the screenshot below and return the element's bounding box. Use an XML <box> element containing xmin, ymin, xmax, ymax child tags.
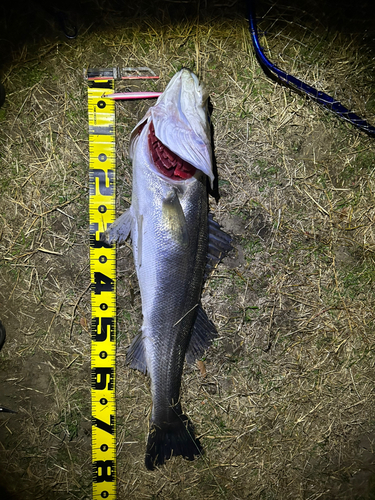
<box><xmin>88</xmin><ymin>79</ymin><xmax>117</xmax><ymax>500</ymax></box>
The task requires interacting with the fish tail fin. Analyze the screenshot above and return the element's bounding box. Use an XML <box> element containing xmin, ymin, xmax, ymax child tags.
<box><xmin>145</xmin><ymin>415</ymin><xmax>203</xmax><ymax>470</ymax></box>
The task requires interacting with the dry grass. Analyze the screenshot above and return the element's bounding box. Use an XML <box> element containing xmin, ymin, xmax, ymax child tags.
<box><xmin>1</xmin><ymin>1</ymin><xmax>375</xmax><ymax>499</ymax></box>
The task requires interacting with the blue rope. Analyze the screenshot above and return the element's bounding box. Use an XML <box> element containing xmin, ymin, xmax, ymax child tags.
<box><xmin>247</xmin><ymin>1</ymin><xmax>375</xmax><ymax>136</ymax></box>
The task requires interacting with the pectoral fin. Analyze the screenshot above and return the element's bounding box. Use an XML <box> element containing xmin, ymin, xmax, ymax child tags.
<box><xmin>162</xmin><ymin>190</ymin><xmax>189</xmax><ymax>247</ymax></box>
<box><xmin>101</xmin><ymin>207</ymin><xmax>134</xmax><ymax>244</ymax></box>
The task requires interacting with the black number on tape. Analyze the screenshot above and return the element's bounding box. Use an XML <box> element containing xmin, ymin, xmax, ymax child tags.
<box><xmin>92</xmin><ymin>317</ymin><xmax>115</xmax><ymax>342</ymax></box>
<box><xmin>93</xmin><ymin>272</ymin><xmax>114</xmax><ymax>294</ymax></box>
<box><xmin>92</xmin><ymin>367</ymin><xmax>114</xmax><ymax>390</ymax></box>
<box><xmin>93</xmin><ymin>460</ymin><xmax>115</xmax><ymax>483</ymax></box>
<box><xmin>93</xmin><ymin>415</ymin><xmax>115</xmax><ymax>435</ymax></box>
<box><xmin>89</xmin><ymin>169</ymin><xmax>114</xmax><ymax>196</ymax></box>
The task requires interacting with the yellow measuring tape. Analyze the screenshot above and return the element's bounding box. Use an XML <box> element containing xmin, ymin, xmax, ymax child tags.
<box><xmin>88</xmin><ymin>79</ymin><xmax>117</xmax><ymax>499</ymax></box>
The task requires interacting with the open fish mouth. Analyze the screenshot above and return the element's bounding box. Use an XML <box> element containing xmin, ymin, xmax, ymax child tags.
<box><xmin>130</xmin><ymin>68</ymin><xmax>214</xmax><ymax>187</ymax></box>
<box><xmin>148</xmin><ymin>120</ymin><xmax>197</xmax><ymax>180</ymax></box>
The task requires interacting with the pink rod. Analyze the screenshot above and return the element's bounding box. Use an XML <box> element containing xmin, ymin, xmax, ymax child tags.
<box><xmin>104</xmin><ymin>92</ymin><xmax>162</xmax><ymax>100</ymax></box>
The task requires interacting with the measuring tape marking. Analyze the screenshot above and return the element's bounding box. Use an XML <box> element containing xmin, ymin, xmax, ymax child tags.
<box><xmin>88</xmin><ymin>79</ymin><xmax>117</xmax><ymax>499</ymax></box>
<box><xmin>88</xmin><ymin>70</ymin><xmax>160</xmax><ymax>498</ymax></box>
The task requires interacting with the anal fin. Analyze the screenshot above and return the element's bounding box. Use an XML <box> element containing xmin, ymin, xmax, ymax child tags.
<box><xmin>126</xmin><ymin>332</ymin><xmax>148</xmax><ymax>374</ymax></box>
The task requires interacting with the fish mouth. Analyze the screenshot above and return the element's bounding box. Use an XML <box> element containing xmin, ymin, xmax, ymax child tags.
<box><xmin>148</xmin><ymin>121</ymin><xmax>197</xmax><ymax>181</ymax></box>
<box><xmin>178</xmin><ymin>68</ymin><xmax>207</xmax><ymax>103</ymax></box>
<box><xmin>146</xmin><ymin>69</ymin><xmax>209</xmax><ymax>182</ymax></box>
<box><xmin>129</xmin><ymin>68</ymin><xmax>214</xmax><ymax>186</ymax></box>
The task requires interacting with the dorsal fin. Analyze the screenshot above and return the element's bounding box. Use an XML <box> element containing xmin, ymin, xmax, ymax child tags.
<box><xmin>205</xmin><ymin>213</ymin><xmax>232</xmax><ymax>278</ymax></box>
<box><xmin>185</xmin><ymin>305</ymin><xmax>217</xmax><ymax>364</ymax></box>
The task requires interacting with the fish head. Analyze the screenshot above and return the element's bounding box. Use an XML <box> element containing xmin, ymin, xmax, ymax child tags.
<box><xmin>130</xmin><ymin>69</ymin><xmax>214</xmax><ymax>187</ymax></box>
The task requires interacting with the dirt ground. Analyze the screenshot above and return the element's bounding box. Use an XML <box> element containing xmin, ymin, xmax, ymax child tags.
<box><xmin>1</xmin><ymin>0</ymin><xmax>375</xmax><ymax>499</ymax></box>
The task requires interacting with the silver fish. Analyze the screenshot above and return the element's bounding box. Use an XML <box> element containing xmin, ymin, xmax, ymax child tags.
<box><xmin>103</xmin><ymin>69</ymin><xmax>231</xmax><ymax>470</ymax></box>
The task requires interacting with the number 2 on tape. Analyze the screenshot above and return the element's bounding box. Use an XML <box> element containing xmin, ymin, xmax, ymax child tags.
<box><xmin>88</xmin><ymin>79</ymin><xmax>117</xmax><ymax>500</ymax></box>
